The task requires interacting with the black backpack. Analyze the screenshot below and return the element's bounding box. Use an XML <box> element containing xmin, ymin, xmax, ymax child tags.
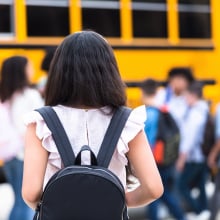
<box><xmin>153</xmin><ymin>110</ymin><xmax>180</xmax><ymax>166</ymax></box>
<box><xmin>201</xmin><ymin>113</ymin><xmax>216</xmax><ymax>157</ymax></box>
<box><xmin>34</xmin><ymin>106</ymin><xmax>131</xmax><ymax>220</ymax></box>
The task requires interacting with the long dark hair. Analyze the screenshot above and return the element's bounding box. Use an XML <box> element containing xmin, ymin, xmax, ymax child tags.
<box><xmin>0</xmin><ymin>56</ymin><xmax>29</xmax><ymax>102</ymax></box>
<box><xmin>45</xmin><ymin>31</ymin><xmax>126</xmax><ymax>109</ymax></box>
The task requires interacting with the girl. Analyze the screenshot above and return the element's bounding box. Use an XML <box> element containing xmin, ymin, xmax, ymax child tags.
<box><xmin>22</xmin><ymin>31</ymin><xmax>163</xmax><ymax>212</ymax></box>
<box><xmin>0</xmin><ymin>56</ymin><xmax>43</xmax><ymax>220</ymax></box>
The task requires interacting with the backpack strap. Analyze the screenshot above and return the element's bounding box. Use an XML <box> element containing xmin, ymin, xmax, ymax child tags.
<box><xmin>97</xmin><ymin>106</ymin><xmax>132</xmax><ymax>168</ymax></box>
<box><xmin>36</xmin><ymin>106</ymin><xmax>132</xmax><ymax>168</ymax></box>
<box><xmin>35</xmin><ymin>106</ymin><xmax>75</xmax><ymax>167</ymax></box>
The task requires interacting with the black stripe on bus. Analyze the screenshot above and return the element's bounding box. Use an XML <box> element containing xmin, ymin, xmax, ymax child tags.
<box><xmin>0</xmin><ymin>44</ymin><xmax>215</xmax><ymax>50</ymax></box>
<box><xmin>126</xmin><ymin>80</ymin><xmax>216</xmax><ymax>88</ymax></box>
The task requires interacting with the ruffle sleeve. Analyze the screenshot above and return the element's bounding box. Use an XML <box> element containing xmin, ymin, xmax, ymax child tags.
<box><xmin>24</xmin><ymin>111</ymin><xmax>61</xmax><ymax>168</ymax></box>
<box><xmin>24</xmin><ymin>105</ymin><xmax>147</xmax><ymax>169</ymax></box>
<box><xmin>116</xmin><ymin>105</ymin><xmax>147</xmax><ymax>164</ymax></box>
<box><xmin>24</xmin><ymin>106</ymin><xmax>147</xmax><ymax>189</ymax></box>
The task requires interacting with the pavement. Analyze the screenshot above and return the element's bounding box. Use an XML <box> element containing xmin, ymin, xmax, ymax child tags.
<box><xmin>0</xmin><ymin>183</ymin><xmax>14</xmax><ymax>220</ymax></box>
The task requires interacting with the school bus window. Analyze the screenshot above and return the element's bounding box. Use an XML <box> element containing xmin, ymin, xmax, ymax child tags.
<box><xmin>132</xmin><ymin>1</ymin><xmax>167</xmax><ymax>38</ymax></box>
<box><xmin>81</xmin><ymin>0</ymin><xmax>121</xmax><ymax>37</ymax></box>
<box><xmin>179</xmin><ymin>0</ymin><xmax>209</xmax><ymax>4</ymax></box>
<box><xmin>132</xmin><ymin>0</ymin><xmax>165</xmax><ymax>2</ymax></box>
<box><xmin>178</xmin><ymin>0</ymin><xmax>211</xmax><ymax>38</ymax></box>
<box><xmin>26</xmin><ymin>0</ymin><xmax>69</xmax><ymax>37</ymax></box>
<box><xmin>83</xmin><ymin>0</ymin><xmax>118</xmax><ymax>1</ymax></box>
<box><xmin>0</xmin><ymin>4</ymin><xmax>13</xmax><ymax>34</ymax></box>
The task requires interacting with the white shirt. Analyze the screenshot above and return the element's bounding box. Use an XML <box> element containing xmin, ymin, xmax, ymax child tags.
<box><xmin>24</xmin><ymin>105</ymin><xmax>146</xmax><ymax>189</ymax></box>
<box><xmin>0</xmin><ymin>88</ymin><xmax>44</xmax><ymax>161</ymax></box>
<box><xmin>179</xmin><ymin>100</ymin><xmax>209</xmax><ymax>162</ymax></box>
<box><xmin>155</xmin><ymin>88</ymin><xmax>188</xmax><ymax>128</ymax></box>
<box><xmin>11</xmin><ymin>88</ymin><xmax>44</xmax><ymax>138</ymax></box>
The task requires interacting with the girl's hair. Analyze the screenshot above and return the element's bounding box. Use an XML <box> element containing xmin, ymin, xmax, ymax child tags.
<box><xmin>45</xmin><ymin>31</ymin><xmax>126</xmax><ymax>108</ymax></box>
<box><xmin>0</xmin><ymin>56</ymin><xmax>29</xmax><ymax>102</ymax></box>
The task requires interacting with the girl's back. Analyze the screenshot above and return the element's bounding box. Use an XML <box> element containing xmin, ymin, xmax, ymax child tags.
<box><xmin>25</xmin><ymin>105</ymin><xmax>146</xmax><ymax>188</ymax></box>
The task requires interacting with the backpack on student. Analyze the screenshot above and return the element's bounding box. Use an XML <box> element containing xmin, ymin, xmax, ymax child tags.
<box><xmin>34</xmin><ymin>106</ymin><xmax>131</xmax><ymax>220</ymax></box>
<box><xmin>153</xmin><ymin>108</ymin><xmax>180</xmax><ymax>166</ymax></box>
<box><xmin>201</xmin><ymin>113</ymin><xmax>215</xmax><ymax>157</ymax></box>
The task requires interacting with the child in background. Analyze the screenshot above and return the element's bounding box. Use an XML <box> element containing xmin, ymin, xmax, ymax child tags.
<box><xmin>156</xmin><ymin>67</ymin><xmax>195</xmax><ymax>128</ymax></box>
<box><xmin>176</xmin><ymin>82</ymin><xmax>210</xmax><ymax>220</ymax></box>
<box><xmin>208</xmin><ymin>104</ymin><xmax>220</xmax><ymax>220</ymax></box>
<box><xmin>141</xmin><ymin>79</ymin><xmax>186</xmax><ymax>220</ymax></box>
<box><xmin>0</xmin><ymin>56</ymin><xmax>43</xmax><ymax>220</ymax></box>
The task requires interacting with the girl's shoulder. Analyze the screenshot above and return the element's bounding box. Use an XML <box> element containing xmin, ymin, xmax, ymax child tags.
<box><xmin>23</xmin><ymin>87</ymin><xmax>42</xmax><ymax>98</ymax></box>
<box><xmin>24</xmin><ymin>105</ymin><xmax>147</xmax><ymax>139</ymax></box>
<box><xmin>129</xmin><ymin>105</ymin><xmax>147</xmax><ymax>123</ymax></box>
<box><xmin>48</xmin><ymin>105</ymin><xmax>147</xmax><ymax>124</ymax></box>
<box><xmin>25</xmin><ymin>103</ymin><xmax>147</xmax><ymax>119</ymax></box>
<box><xmin>12</xmin><ymin>87</ymin><xmax>42</xmax><ymax>101</ymax></box>
<box><xmin>119</xmin><ymin>105</ymin><xmax>147</xmax><ymax>144</ymax></box>
<box><xmin>12</xmin><ymin>87</ymin><xmax>43</xmax><ymax>109</ymax></box>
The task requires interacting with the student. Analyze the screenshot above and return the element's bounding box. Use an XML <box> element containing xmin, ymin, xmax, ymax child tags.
<box><xmin>156</xmin><ymin>67</ymin><xmax>195</xmax><ymax>128</ymax></box>
<box><xmin>155</xmin><ymin>67</ymin><xmax>195</xmax><ymax>218</ymax></box>
<box><xmin>22</xmin><ymin>31</ymin><xmax>163</xmax><ymax>211</ymax></box>
<box><xmin>0</xmin><ymin>56</ymin><xmax>43</xmax><ymax>220</ymax></box>
<box><xmin>208</xmin><ymin>104</ymin><xmax>220</xmax><ymax>220</ymax></box>
<box><xmin>141</xmin><ymin>79</ymin><xmax>186</xmax><ymax>220</ymax></box>
<box><xmin>176</xmin><ymin>82</ymin><xmax>210</xmax><ymax>219</ymax></box>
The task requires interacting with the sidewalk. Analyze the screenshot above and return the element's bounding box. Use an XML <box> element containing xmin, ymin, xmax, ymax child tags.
<box><xmin>0</xmin><ymin>183</ymin><xmax>13</xmax><ymax>220</ymax></box>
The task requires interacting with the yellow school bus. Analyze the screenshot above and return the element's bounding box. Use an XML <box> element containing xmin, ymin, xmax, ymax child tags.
<box><xmin>0</xmin><ymin>0</ymin><xmax>219</xmax><ymax>110</ymax></box>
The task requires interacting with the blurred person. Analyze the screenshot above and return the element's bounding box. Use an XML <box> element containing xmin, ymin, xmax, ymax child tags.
<box><xmin>155</xmin><ymin>66</ymin><xmax>195</xmax><ymax>218</ymax></box>
<box><xmin>141</xmin><ymin>79</ymin><xmax>186</xmax><ymax>220</ymax></box>
<box><xmin>37</xmin><ymin>46</ymin><xmax>57</xmax><ymax>97</ymax></box>
<box><xmin>22</xmin><ymin>31</ymin><xmax>163</xmax><ymax>213</ymax></box>
<box><xmin>176</xmin><ymin>82</ymin><xmax>210</xmax><ymax>219</ymax></box>
<box><xmin>155</xmin><ymin>67</ymin><xmax>195</xmax><ymax>217</ymax></box>
<box><xmin>208</xmin><ymin>104</ymin><xmax>220</xmax><ymax>220</ymax></box>
<box><xmin>156</xmin><ymin>67</ymin><xmax>195</xmax><ymax>128</ymax></box>
<box><xmin>0</xmin><ymin>56</ymin><xmax>44</xmax><ymax>220</ymax></box>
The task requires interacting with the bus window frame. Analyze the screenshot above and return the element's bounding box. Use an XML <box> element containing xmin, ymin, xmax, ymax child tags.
<box><xmin>177</xmin><ymin>1</ymin><xmax>213</xmax><ymax>48</ymax></box>
<box><xmin>132</xmin><ymin>2</ymin><xmax>168</xmax><ymax>39</ymax></box>
<box><xmin>81</xmin><ymin>0</ymin><xmax>122</xmax><ymax>39</ymax></box>
<box><xmin>0</xmin><ymin>0</ymin><xmax>15</xmax><ymax>38</ymax></box>
<box><xmin>25</xmin><ymin>0</ymin><xmax>70</xmax><ymax>39</ymax></box>
<box><xmin>178</xmin><ymin>2</ymin><xmax>212</xmax><ymax>39</ymax></box>
<box><xmin>0</xmin><ymin>0</ymin><xmax>214</xmax><ymax>49</ymax></box>
<box><xmin>25</xmin><ymin>0</ymin><xmax>69</xmax><ymax>7</ymax></box>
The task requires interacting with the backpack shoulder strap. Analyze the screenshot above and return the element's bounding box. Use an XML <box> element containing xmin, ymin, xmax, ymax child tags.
<box><xmin>97</xmin><ymin>106</ymin><xmax>132</xmax><ymax>168</ymax></box>
<box><xmin>35</xmin><ymin>106</ymin><xmax>75</xmax><ymax>167</ymax></box>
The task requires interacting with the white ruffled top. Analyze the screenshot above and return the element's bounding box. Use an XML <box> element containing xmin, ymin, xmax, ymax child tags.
<box><xmin>24</xmin><ymin>105</ymin><xmax>146</xmax><ymax>189</ymax></box>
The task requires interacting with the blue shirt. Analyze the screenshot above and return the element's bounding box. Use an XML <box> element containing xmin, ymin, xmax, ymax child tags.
<box><xmin>144</xmin><ymin>106</ymin><xmax>160</xmax><ymax>148</ymax></box>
